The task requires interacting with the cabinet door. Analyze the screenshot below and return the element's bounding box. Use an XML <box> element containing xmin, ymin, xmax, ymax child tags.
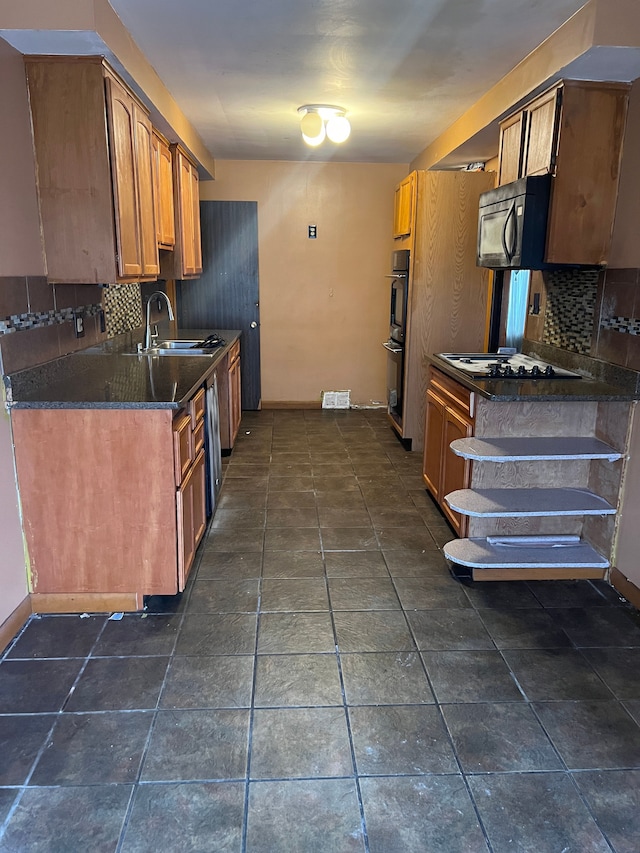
<box><xmin>133</xmin><ymin>105</ymin><xmax>159</xmax><ymax>277</ymax></box>
<box><xmin>498</xmin><ymin>111</ymin><xmax>525</xmax><ymax>185</ymax></box>
<box><xmin>176</xmin><ymin>464</ymin><xmax>195</xmax><ymax>591</ymax></box>
<box><xmin>441</xmin><ymin>406</ymin><xmax>473</xmax><ymax>536</ymax></box>
<box><xmin>192</xmin><ymin>448</ymin><xmax>207</xmax><ymax>551</ymax></box>
<box><xmin>177</xmin><ymin>448</ymin><xmax>206</xmax><ymax>590</ymax></box>
<box><xmin>522</xmin><ymin>88</ymin><xmax>560</xmax><ymax>177</ymax></box>
<box><xmin>176</xmin><ymin>150</ymin><xmax>203</xmax><ymax>277</ymax></box>
<box><xmin>393</xmin><ymin>173</ymin><xmax>415</xmax><ymax>239</ymax></box>
<box><xmin>191</xmin><ymin>166</ymin><xmax>203</xmax><ymax>274</ymax></box>
<box><xmin>105</xmin><ymin>75</ymin><xmax>143</xmax><ymax>278</ymax></box>
<box><xmin>229</xmin><ymin>353</ymin><xmax>242</xmax><ymax>445</ymax></box>
<box><xmin>152</xmin><ymin>131</ymin><xmax>176</xmax><ymax>249</ymax></box>
<box><xmin>422</xmin><ymin>388</ymin><xmax>446</xmax><ymax>500</ymax></box>
<box><xmin>178</xmin><ymin>151</ymin><xmax>197</xmax><ymax>275</ymax></box>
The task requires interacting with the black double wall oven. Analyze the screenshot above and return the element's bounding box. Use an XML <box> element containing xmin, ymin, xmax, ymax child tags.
<box><xmin>383</xmin><ymin>249</ymin><xmax>410</xmax><ymax>430</ymax></box>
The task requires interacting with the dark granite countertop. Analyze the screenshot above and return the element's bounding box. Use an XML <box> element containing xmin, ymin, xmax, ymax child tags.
<box><xmin>6</xmin><ymin>329</ymin><xmax>241</xmax><ymax>410</ymax></box>
<box><xmin>428</xmin><ymin>348</ymin><xmax>640</xmax><ymax>403</ymax></box>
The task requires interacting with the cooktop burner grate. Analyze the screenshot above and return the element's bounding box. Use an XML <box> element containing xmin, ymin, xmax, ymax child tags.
<box><xmin>438</xmin><ymin>353</ymin><xmax>582</xmax><ymax>380</ymax></box>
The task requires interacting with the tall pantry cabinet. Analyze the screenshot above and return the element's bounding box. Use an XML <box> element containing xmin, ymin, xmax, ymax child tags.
<box><xmin>393</xmin><ymin>169</ymin><xmax>495</xmax><ymax>451</ymax></box>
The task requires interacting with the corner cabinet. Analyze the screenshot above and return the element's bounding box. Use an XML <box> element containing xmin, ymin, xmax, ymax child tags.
<box><xmin>497</xmin><ymin>80</ymin><xmax>630</xmax><ymax>266</ymax></box>
<box><xmin>11</xmin><ymin>385</ymin><xmax>210</xmax><ymax>613</ymax></box>
<box><xmin>160</xmin><ymin>145</ymin><xmax>203</xmax><ymax>280</ymax></box>
<box><xmin>25</xmin><ymin>57</ymin><xmax>158</xmax><ymax>284</ymax></box>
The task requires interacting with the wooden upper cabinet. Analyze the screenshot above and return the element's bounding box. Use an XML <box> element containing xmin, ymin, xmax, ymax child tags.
<box><xmin>498</xmin><ymin>111</ymin><xmax>525</xmax><ymax>186</ymax></box>
<box><xmin>497</xmin><ymin>80</ymin><xmax>630</xmax><ymax>265</ymax></box>
<box><xmin>104</xmin><ymin>74</ymin><xmax>142</xmax><ymax>278</ymax></box>
<box><xmin>25</xmin><ymin>57</ymin><xmax>158</xmax><ymax>284</ymax></box>
<box><xmin>393</xmin><ymin>172</ymin><xmax>415</xmax><ymax>239</ymax></box>
<box><xmin>522</xmin><ymin>87</ymin><xmax>561</xmax><ymax>177</ymax></box>
<box><xmin>133</xmin><ymin>106</ymin><xmax>159</xmax><ymax>277</ymax></box>
<box><xmin>152</xmin><ymin>131</ymin><xmax>176</xmax><ymax>250</ymax></box>
<box><xmin>160</xmin><ymin>145</ymin><xmax>203</xmax><ymax>280</ymax></box>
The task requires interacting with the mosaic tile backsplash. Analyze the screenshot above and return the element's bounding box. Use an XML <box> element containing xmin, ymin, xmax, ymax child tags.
<box><xmin>542</xmin><ymin>268</ymin><xmax>600</xmax><ymax>354</ymax></box>
<box><xmin>0</xmin><ymin>276</ymin><xmax>146</xmax><ymax>375</ymax></box>
<box><xmin>103</xmin><ymin>283</ymin><xmax>143</xmax><ymax>337</ymax></box>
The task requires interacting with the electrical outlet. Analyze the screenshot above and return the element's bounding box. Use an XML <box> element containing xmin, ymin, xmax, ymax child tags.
<box><xmin>308</xmin><ymin>225</ymin><xmax>317</xmax><ymax>239</ymax></box>
<box><xmin>73</xmin><ymin>311</ymin><xmax>85</xmax><ymax>338</ymax></box>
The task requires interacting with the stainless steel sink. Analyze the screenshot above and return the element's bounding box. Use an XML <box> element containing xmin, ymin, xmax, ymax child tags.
<box><xmin>126</xmin><ymin>340</ymin><xmax>218</xmax><ymax>356</ymax></box>
<box><xmin>156</xmin><ymin>340</ymin><xmax>203</xmax><ymax>350</ymax></box>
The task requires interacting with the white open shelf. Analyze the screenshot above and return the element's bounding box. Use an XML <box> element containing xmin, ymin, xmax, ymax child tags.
<box><xmin>444</xmin><ymin>535</ymin><xmax>610</xmax><ymax>569</ymax></box>
<box><xmin>450</xmin><ymin>436</ymin><xmax>622</xmax><ymax>462</ymax></box>
<box><xmin>445</xmin><ymin>487</ymin><xmax>616</xmax><ymax>517</ymax></box>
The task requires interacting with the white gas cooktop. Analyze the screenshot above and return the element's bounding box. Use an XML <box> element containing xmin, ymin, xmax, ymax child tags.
<box><xmin>438</xmin><ymin>352</ymin><xmax>582</xmax><ymax>380</ymax></box>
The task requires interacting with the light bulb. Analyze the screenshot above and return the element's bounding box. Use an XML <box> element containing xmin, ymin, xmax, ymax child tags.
<box><xmin>326</xmin><ymin>115</ymin><xmax>351</xmax><ymax>143</ymax></box>
<box><xmin>300</xmin><ymin>111</ymin><xmax>326</xmax><ymax>146</ymax></box>
<box><xmin>302</xmin><ymin>124</ymin><xmax>326</xmax><ymax>146</ymax></box>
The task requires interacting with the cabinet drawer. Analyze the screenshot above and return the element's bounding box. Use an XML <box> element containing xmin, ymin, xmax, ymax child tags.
<box><xmin>429</xmin><ymin>367</ymin><xmax>475</xmax><ymax>419</ymax></box>
<box><xmin>188</xmin><ymin>386</ymin><xmax>206</xmax><ymax>429</ymax></box>
<box><xmin>173</xmin><ymin>411</ymin><xmax>193</xmax><ymax>486</ymax></box>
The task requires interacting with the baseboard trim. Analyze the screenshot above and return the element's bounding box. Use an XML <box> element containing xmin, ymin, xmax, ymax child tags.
<box><xmin>31</xmin><ymin>592</ymin><xmax>144</xmax><ymax>614</ymax></box>
<box><xmin>610</xmin><ymin>568</ymin><xmax>640</xmax><ymax>610</ymax></box>
<box><xmin>261</xmin><ymin>400</ymin><xmax>322</xmax><ymax>409</ymax></box>
<box><xmin>0</xmin><ymin>595</ymin><xmax>32</xmax><ymax>654</ymax></box>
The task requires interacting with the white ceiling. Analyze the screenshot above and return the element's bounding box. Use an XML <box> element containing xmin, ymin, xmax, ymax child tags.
<box><xmin>105</xmin><ymin>0</ymin><xmax>593</xmax><ymax>164</ymax></box>
<box><xmin>5</xmin><ymin>0</ymin><xmax>640</xmax><ymax>166</ymax></box>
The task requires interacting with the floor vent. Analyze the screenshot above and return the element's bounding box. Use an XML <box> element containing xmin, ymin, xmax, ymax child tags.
<box><xmin>322</xmin><ymin>390</ymin><xmax>351</xmax><ymax>409</ymax></box>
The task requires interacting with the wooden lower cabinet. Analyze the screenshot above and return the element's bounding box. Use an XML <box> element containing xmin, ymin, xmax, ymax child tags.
<box><xmin>422</xmin><ymin>368</ymin><xmax>474</xmax><ymax>536</ymax></box>
<box><xmin>177</xmin><ymin>448</ymin><xmax>206</xmax><ymax>589</ymax></box>
<box><xmin>11</xmin><ymin>390</ymin><xmax>208</xmax><ymax>610</ymax></box>
<box><xmin>219</xmin><ymin>339</ymin><xmax>242</xmax><ymax>451</ymax></box>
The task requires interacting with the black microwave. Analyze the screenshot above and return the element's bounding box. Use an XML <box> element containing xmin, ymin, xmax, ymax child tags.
<box><xmin>477</xmin><ymin>174</ymin><xmax>552</xmax><ymax>270</ymax></box>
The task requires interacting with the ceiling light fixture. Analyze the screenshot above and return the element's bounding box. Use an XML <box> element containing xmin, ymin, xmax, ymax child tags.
<box><xmin>297</xmin><ymin>105</ymin><xmax>351</xmax><ymax>146</ymax></box>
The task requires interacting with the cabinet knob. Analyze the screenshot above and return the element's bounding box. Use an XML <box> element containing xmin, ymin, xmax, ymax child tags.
<box><xmin>250</xmin><ymin>321</ymin><xmax>258</xmax><ymax>329</ymax></box>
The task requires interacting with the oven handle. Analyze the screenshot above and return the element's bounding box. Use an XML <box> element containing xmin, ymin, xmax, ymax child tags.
<box><xmin>385</xmin><ymin>273</ymin><xmax>407</xmax><ymax>279</ymax></box>
<box><xmin>383</xmin><ymin>342</ymin><xmax>403</xmax><ymax>353</ymax></box>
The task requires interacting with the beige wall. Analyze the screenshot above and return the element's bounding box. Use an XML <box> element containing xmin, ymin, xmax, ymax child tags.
<box><xmin>200</xmin><ymin>160</ymin><xmax>408</xmax><ymax>406</ymax></box>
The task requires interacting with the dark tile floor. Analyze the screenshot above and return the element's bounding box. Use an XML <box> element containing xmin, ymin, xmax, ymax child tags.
<box><xmin>1</xmin><ymin>408</ymin><xmax>640</xmax><ymax>852</ymax></box>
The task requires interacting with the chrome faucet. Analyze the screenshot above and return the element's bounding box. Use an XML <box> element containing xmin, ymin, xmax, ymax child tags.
<box><xmin>143</xmin><ymin>291</ymin><xmax>175</xmax><ymax>351</ymax></box>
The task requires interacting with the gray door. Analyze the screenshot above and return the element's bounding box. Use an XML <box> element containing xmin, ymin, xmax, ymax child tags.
<box><xmin>177</xmin><ymin>200</ymin><xmax>261</xmax><ymax>409</ymax></box>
